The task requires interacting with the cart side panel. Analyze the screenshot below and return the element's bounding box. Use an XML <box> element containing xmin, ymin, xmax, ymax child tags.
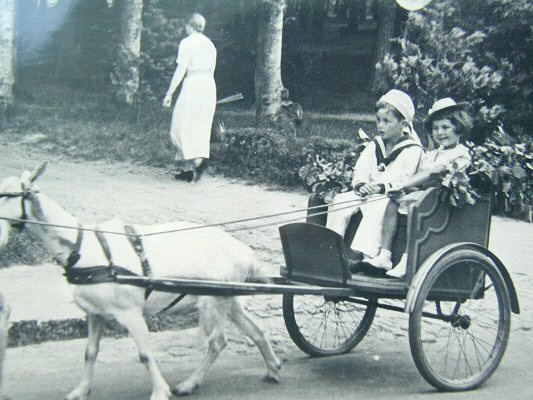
<box><xmin>405</xmin><ymin>188</ymin><xmax>491</xmax><ymax>296</ymax></box>
<box><xmin>279</xmin><ymin>223</ymin><xmax>349</xmax><ymax>286</ymax></box>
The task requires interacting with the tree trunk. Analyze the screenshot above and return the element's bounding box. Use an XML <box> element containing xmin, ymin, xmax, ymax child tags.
<box><xmin>0</xmin><ymin>0</ymin><xmax>16</xmax><ymax>126</ymax></box>
<box><xmin>255</xmin><ymin>0</ymin><xmax>286</xmax><ymax>128</ymax></box>
<box><xmin>111</xmin><ymin>0</ymin><xmax>143</xmax><ymax>105</ymax></box>
<box><xmin>369</xmin><ymin>0</ymin><xmax>396</xmax><ymax>93</ymax></box>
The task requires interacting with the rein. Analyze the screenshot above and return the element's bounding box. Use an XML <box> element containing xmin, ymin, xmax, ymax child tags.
<box><xmin>0</xmin><ymin>193</ymin><xmax>390</xmax><ymax>237</ymax></box>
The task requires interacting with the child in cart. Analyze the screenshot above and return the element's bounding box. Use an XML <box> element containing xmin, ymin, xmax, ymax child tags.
<box><xmin>365</xmin><ymin>98</ymin><xmax>474</xmax><ymax>278</ymax></box>
<box><xmin>326</xmin><ymin>89</ymin><xmax>424</xmax><ymax>269</ymax></box>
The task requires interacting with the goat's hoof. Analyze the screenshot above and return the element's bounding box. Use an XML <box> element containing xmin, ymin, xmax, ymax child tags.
<box><xmin>171</xmin><ymin>382</ymin><xmax>198</xmax><ymax>397</ymax></box>
<box><xmin>263</xmin><ymin>371</ymin><xmax>281</xmax><ymax>383</ymax></box>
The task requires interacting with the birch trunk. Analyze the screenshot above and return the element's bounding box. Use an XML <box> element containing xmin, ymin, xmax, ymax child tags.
<box><xmin>0</xmin><ymin>0</ymin><xmax>16</xmax><ymax>124</ymax></box>
<box><xmin>255</xmin><ymin>0</ymin><xmax>285</xmax><ymax>127</ymax></box>
<box><xmin>111</xmin><ymin>0</ymin><xmax>143</xmax><ymax>105</ymax></box>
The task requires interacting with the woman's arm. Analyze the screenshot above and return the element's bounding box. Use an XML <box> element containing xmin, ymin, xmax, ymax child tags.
<box><xmin>162</xmin><ymin>63</ymin><xmax>187</xmax><ymax>107</ymax></box>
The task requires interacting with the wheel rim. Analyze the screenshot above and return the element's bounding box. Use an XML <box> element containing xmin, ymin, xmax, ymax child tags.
<box><xmin>284</xmin><ymin>294</ymin><xmax>376</xmax><ymax>356</ymax></box>
<box><xmin>411</xmin><ymin>256</ymin><xmax>511</xmax><ymax>390</ymax></box>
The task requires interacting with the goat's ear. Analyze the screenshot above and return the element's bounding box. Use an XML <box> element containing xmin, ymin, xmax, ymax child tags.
<box><xmin>28</xmin><ymin>161</ymin><xmax>48</xmax><ymax>183</ymax></box>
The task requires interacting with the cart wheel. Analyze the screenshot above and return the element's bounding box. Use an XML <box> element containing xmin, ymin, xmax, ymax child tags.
<box><xmin>409</xmin><ymin>249</ymin><xmax>511</xmax><ymax>391</ymax></box>
<box><xmin>283</xmin><ymin>294</ymin><xmax>376</xmax><ymax>357</ymax></box>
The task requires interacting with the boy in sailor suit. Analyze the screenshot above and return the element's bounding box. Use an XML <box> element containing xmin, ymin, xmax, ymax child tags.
<box><xmin>326</xmin><ymin>90</ymin><xmax>424</xmax><ymax>269</ymax></box>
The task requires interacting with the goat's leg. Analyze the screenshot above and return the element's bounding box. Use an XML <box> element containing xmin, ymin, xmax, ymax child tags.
<box><xmin>230</xmin><ymin>300</ymin><xmax>281</xmax><ymax>382</ymax></box>
<box><xmin>173</xmin><ymin>297</ymin><xmax>229</xmax><ymax>396</ymax></box>
<box><xmin>65</xmin><ymin>314</ymin><xmax>104</xmax><ymax>400</ymax></box>
<box><xmin>172</xmin><ymin>329</ymin><xmax>227</xmax><ymax>396</ymax></box>
<box><xmin>114</xmin><ymin>311</ymin><xmax>170</xmax><ymax>400</ymax></box>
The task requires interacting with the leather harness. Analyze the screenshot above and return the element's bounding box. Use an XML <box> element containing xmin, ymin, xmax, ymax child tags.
<box><xmin>2</xmin><ymin>189</ymin><xmax>186</xmax><ymax>311</ymax></box>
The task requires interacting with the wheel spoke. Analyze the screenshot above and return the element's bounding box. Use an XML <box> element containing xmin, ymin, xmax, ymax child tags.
<box><xmin>409</xmin><ymin>251</ymin><xmax>511</xmax><ymax>390</ymax></box>
<box><xmin>284</xmin><ymin>294</ymin><xmax>376</xmax><ymax>356</ymax></box>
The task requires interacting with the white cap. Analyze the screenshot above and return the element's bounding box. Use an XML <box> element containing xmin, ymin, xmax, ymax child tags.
<box><xmin>395</xmin><ymin>0</ymin><xmax>433</xmax><ymax>11</ymax></box>
<box><xmin>379</xmin><ymin>89</ymin><xmax>415</xmax><ymax>124</ymax></box>
<box><xmin>378</xmin><ymin>89</ymin><xmax>421</xmax><ymax>145</ymax></box>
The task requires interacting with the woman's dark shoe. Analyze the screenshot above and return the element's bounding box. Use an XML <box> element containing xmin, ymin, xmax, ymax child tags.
<box><xmin>192</xmin><ymin>161</ymin><xmax>207</xmax><ymax>182</ymax></box>
<box><xmin>174</xmin><ymin>170</ymin><xmax>194</xmax><ymax>182</ymax></box>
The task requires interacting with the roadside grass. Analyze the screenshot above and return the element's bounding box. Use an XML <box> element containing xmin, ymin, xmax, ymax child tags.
<box><xmin>7</xmin><ymin>85</ymin><xmax>376</xmax><ymax>168</ymax></box>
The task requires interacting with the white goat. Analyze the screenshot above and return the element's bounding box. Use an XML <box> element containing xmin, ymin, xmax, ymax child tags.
<box><xmin>0</xmin><ymin>162</ymin><xmax>281</xmax><ymax>400</ymax></box>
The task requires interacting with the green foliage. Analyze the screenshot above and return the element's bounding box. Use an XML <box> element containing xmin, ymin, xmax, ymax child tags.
<box><xmin>376</xmin><ymin>0</ymin><xmax>533</xmax><ymax>141</ymax></box>
<box><xmin>138</xmin><ymin>0</ymin><xmax>186</xmax><ymax>103</ymax></box>
<box><xmin>298</xmin><ymin>137</ymin><xmax>366</xmax><ymax>202</ymax></box>
<box><xmin>211</xmin><ymin>126</ymin><xmax>374</xmax><ymax>192</ymax></box>
<box><xmin>467</xmin><ymin>136</ymin><xmax>533</xmax><ymax>214</ymax></box>
<box><xmin>440</xmin><ymin>165</ymin><xmax>479</xmax><ymax>208</ymax></box>
<box><xmin>211</xmin><ymin>127</ymin><xmax>308</xmax><ymax>187</ymax></box>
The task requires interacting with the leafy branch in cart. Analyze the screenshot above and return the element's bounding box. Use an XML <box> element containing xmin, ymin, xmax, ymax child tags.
<box><xmin>299</xmin><ymin>130</ymin><xmax>369</xmax><ymax>203</ymax></box>
<box><xmin>440</xmin><ymin>163</ymin><xmax>479</xmax><ymax>208</ymax></box>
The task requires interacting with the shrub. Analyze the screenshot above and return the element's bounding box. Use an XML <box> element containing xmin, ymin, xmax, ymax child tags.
<box><xmin>468</xmin><ymin>136</ymin><xmax>533</xmax><ymax>214</ymax></box>
<box><xmin>211</xmin><ymin>128</ymin><xmax>308</xmax><ymax>187</ymax></box>
<box><xmin>211</xmin><ymin>127</ymin><xmax>371</xmax><ymax>192</ymax></box>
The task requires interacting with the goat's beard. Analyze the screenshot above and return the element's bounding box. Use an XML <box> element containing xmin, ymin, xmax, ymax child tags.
<box><xmin>0</xmin><ymin>220</ymin><xmax>10</xmax><ymax>248</ymax></box>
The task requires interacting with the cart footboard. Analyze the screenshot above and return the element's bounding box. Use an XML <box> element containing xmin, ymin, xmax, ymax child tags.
<box><xmin>279</xmin><ymin>223</ymin><xmax>350</xmax><ymax>286</ymax></box>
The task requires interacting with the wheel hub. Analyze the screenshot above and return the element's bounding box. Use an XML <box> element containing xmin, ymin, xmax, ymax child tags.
<box><xmin>450</xmin><ymin>314</ymin><xmax>471</xmax><ymax>329</ymax></box>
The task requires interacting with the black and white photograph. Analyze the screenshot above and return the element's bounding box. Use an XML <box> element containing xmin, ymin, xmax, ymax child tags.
<box><xmin>0</xmin><ymin>0</ymin><xmax>531</xmax><ymax>399</ymax></box>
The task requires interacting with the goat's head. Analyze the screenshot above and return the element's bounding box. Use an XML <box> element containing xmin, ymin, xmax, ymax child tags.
<box><xmin>0</xmin><ymin>161</ymin><xmax>48</xmax><ymax>247</ymax></box>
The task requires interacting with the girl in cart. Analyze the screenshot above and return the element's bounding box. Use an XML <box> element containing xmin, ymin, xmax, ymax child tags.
<box><xmin>366</xmin><ymin>97</ymin><xmax>474</xmax><ymax>278</ymax></box>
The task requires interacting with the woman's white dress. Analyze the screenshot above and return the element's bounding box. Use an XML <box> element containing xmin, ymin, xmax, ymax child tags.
<box><xmin>170</xmin><ymin>33</ymin><xmax>217</xmax><ymax>160</ymax></box>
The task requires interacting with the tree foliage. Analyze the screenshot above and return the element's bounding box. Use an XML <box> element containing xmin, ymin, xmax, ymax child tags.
<box><xmin>376</xmin><ymin>0</ymin><xmax>533</xmax><ymax>142</ymax></box>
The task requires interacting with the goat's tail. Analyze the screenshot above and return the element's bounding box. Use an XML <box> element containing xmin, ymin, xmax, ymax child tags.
<box><xmin>247</xmin><ymin>256</ymin><xmax>274</xmax><ymax>284</ymax></box>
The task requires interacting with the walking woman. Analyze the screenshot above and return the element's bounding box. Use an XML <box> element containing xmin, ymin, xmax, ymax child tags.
<box><xmin>163</xmin><ymin>13</ymin><xmax>217</xmax><ymax>182</ymax></box>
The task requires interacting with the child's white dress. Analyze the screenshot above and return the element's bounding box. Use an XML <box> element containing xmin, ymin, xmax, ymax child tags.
<box><xmin>396</xmin><ymin>144</ymin><xmax>471</xmax><ymax>213</ymax></box>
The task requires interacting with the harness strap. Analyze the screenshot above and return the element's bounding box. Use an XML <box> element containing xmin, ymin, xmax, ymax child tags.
<box><xmin>95</xmin><ymin>229</ymin><xmax>114</xmax><ymax>266</ymax></box>
<box><xmin>58</xmin><ymin>224</ymin><xmax>84</xmax><ymax>268</ymax></box>
<box><xmin>157</xmin><ymin>293</ymin><xmax>187</xmax><ymax>315</ymax></box>
<box><xmin>124</xmin><ymin>224</ymin><xmax>154</xmax><ymax>300</ymax></box>
<box><xmin>11</xmin><ymin>190</ymin><xmax>35</xmax><ymax>230</ymax></box>
<box><xmin>64</xmin><ymin>265</ymin><xmax>137</xmax><ymax>285</ymax></box>
<box><xmin>124</xmin><ymin>225</ymin><xmax>152</xmax><ymax>278</ymax></box>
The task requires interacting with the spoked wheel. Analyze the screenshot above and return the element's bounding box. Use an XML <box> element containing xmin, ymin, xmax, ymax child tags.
<box><xmin>409</xmin><ymin>249</ymin><xmax>512</xmax><ymax>391</ymax></box>
<box><xmin>283</xmin><ymin>294</ymin><xmax>377</xmax><ymax>357</ymax></box>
